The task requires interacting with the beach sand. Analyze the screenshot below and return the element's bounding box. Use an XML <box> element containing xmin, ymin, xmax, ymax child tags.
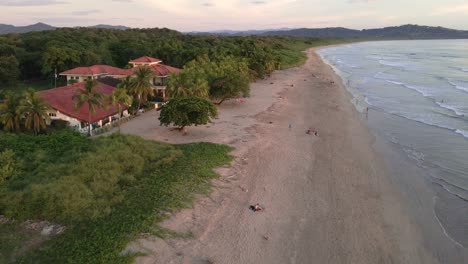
<box><xmin>121</xmin><ymin>48</ymin><xmax>439</xmax><ymax>263</ymax></box>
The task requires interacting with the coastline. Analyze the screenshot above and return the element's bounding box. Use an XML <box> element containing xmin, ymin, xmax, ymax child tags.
<box><xmin>124</xmin><ymin>47</ymin><xmax>442</xmax><ymax>263</ymax></box>
<box><xmin>317</xmin><ymin>42</ymin><xmax>468</xmax><ymax>261</ymax></box>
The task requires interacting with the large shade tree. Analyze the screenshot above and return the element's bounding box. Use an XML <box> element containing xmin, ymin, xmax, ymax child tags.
<box><xmin>208</xmin><ymin>56</ymin><xmax>250</xmax><ymax>105</ymax></box>
<box><xmin>0</xmin><ymin>92</ymin><xmax>21</xmax><ymax>132</ymax></box>
<box><xmin>129</xmin><ymin>66</ymin><xmax>154</xmax><ymax>114</ymax></box>
<box><xmin>17</xmin><ymin>90</ymin><xmax>51</xmax><ymax>135</ymax></box>
<box><xmin>72</xmin><ymin>79</ymin><xmax>105</xmax><ymax>136</ymax></box>
<box><xmin>159</xmin><ymin>96</ymin><xmax>217</xmax><ymax>134</ymax></box>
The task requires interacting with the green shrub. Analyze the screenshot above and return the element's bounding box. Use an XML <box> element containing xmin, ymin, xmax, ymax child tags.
<box><xmin>0</xmin><ymin>149</ymin><xmax>23</xmax><ymax>186</ymax></box>
<box><xmin>0</xmin><ymin>132</ymin><xmax>181</xmax><ymax>222</ymax></box>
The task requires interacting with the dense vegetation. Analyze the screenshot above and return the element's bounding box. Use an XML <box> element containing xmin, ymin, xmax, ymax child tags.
<box><xmin>0</xmin><ymin>27</ymin><xmax>352</xmax><ymax>263</ymax></box>
<box><xmin>0</xmin><ymin>131</ymin><xmax>233</xmax><ymax>263</ymax></box>
<box><xmin>0</xmin><ymin>27</ymin><xmax>347</xmax><ymax>90</ymax></box>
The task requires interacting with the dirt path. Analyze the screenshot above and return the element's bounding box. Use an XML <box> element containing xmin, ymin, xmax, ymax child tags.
<box><xmin>123</xmin><ymin>48</ymin><xmax>437</xmax><ymax>264</ymax></box>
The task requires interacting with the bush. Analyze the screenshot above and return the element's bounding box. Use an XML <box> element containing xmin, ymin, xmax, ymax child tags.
<box><xmin>0</xmin><ymin>132</ymin><xmax>181</xmax><ymax>222</ymax></box>
<box><xmin>0</xmin><ymin>149</ymin><xmax>23</xmax><ymax>186</ymax></box>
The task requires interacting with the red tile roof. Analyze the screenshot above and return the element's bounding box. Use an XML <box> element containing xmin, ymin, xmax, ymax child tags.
<box><xmin>60</xmin><ymin>63</ymin><xmax>180</xmax><ymax>77</ymax></box>
<box><xmin>60</xmin><ymin>65</ymin><xmax>130</xmax><ymax>76</ymax></box>
<box><xmin>38</xmin><ymin>82</ymin><xmax>127</xmax><ymax>124</ymax></box>
<box><xmin>114</xmin><ymin>64</ymin><xmax>181</xmax><ymax>76</ymax></box>
<box><xmin>149</xmin><ymin>64</ymin><xmax>181</xmax><ymax>76</ymax></box>
<box><xmin>129</xmin><ymin>56</ymin><xmax>161</xmax><ymax>63</ymax></box>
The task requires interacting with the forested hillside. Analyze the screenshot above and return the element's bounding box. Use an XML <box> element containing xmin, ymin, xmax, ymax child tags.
<box><xmin>0</xmin><ymin>27</ymin><xmax>342</xmax><ymax>90</ymax></box>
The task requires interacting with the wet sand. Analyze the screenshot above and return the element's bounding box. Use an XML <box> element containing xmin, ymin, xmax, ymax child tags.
<box><xmin>121</xmin><ymin>48</ymin><xmax>442</xmax><ymax>263</ymax></box>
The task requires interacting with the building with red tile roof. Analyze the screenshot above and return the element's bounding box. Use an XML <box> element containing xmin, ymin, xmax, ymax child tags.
<box><xmin>38</xmin><ymin>82</ymin><xmax>128</xmax><ymax>133</ymax></box>
<box><xmin>129</xmin><ymin>56</ymin><xmax>162</xmax><ymax>66</ymax></box>
<box><xmin>59</xmin><ymin>56</ymin><xmax>180</xmax><ymax>89</ymax></box>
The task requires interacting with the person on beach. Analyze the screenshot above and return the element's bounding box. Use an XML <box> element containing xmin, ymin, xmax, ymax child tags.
<box><xmin>250</xmin><ymin>203</ymin><xmax>263</xmax><ymax>212</ymax></box>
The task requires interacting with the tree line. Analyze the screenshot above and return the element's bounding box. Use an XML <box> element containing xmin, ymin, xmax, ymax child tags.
<box><xmin>0</xmin><ymin>27</ymin><xmax>300</xmax><ymax>88</ymax></box>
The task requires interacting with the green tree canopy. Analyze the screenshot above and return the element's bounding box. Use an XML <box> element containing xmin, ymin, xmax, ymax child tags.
<box><xmin>159</xmin><ymin>96</ymin><xmax>217</xmax><ymax>133</ymax></box>
<box><xmin>0</xmin><ymin>55</ymin><xmax>20</xmax><ymax>87</ymax></box>
<box><xmin>41</xmin><ymin>46</ymin><xmax>80</xmax><ymax>75</ymax></box>
<box><xmin>166</xmin><ymin>59</ymin><xmax>210</xmax><ymax>99</ymax></box>
<box><xmin>208</xmin><ymin>56</ymin><xmax>251</xmax><ymax>105</ymax></box>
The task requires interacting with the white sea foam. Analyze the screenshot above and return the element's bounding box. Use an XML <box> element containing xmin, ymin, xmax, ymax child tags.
<box><xmin>447</xmin><ymin>80</ymin><xmax>468</xmax><ymax>93</ymax></box>
<box><xmin>404</xmin><ymin>84</ymin><xmax>436</xmax><ymax>97</ymax></box>
<box><xmin>455</xmin><ymin>129</ymin><xmax>468</xmax><ymax>139</ymax></box>
<box><xmin>385</xmin><ymin>80</ymin><xmax>404</xmax><ymax>85</ymax></box>
<box><xmin>403</xmin><ymin>147</ymin><xmax>425</xmax><ymax>165</ymax></box>
<box><xmin>379</xmin><ymin>59</ymin><xmax>405</xmax><ymax>68</ymax></box>
<box><xmin>435</xmin><ymin>102</ymin><xmax>465</xmax><ymax>116</ymax></box>
<box><xmin>463</xmin><ymin>68</ymin><xmax>468</xmax><ymax>72</ymax></box>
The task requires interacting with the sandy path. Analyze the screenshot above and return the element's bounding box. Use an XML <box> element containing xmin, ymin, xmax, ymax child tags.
<box><xmin>123</xmin><ymin>48</ymin><xmax>438</xmax><ymax>264</ymax></box>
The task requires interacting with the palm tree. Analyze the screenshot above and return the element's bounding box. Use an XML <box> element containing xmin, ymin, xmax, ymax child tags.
<box><xmin>109</xmin><ymin>87</ymin><xmax>132</xmax><ymax>130</ymax></box>
<box><xmin>17</xmin><ymin>89</ymin><xmax>51</xmax><ymax>135</ymax></box>
<box><xmin>72</xmin><ymin>79</ymin><xmax>105</xmax><ymax>136</ymax></box>
<box><xmin>0</xmin><ymin>92</ymin><xmax>21</xmax><ymax>132</ymax></box>
<box><xmin>129</xmin><ymin>66</ymin><xmax>154</xmax><ymax>115</ymax></box>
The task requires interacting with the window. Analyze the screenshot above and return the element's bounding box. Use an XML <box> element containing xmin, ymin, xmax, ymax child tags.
<box><xmin>48</xmin><ymin>112</ymin><xmax>57</xmax><ymax>117</ymax></box>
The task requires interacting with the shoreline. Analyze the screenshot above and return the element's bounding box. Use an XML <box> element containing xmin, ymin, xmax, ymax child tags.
<box><xmin>317</xmin><ymin>44</ymin><xmax>468</xmax><ymax>260</ymax></box>
<box><xmin>124</xmin><ymin>46</ymin><xmax>440</xmax><ymax>263</ymax></box>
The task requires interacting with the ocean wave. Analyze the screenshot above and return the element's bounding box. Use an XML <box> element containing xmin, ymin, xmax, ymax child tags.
<box><xmin>403</xmin><ymin>147</ymin><xmax>425</xmax><ymax>165</ymax></box>
<box><xmin>435</xmin><ymin>102</ymin><xmax>465</xmax><ymax>116</ymax></box>
<box><xmin>385</xmin><ymin>80</ymin><xmax>437</xmax><ymax>97</ymax></box>
<box><xmin>447</xmin><ymin>80</ymin><xmax>468</xmax><ymax>93</ymax></box>
<box><xmin>384</xmin><ymin>111</ymin><xmax>468</xmax><ymax>140</ymax></box>
<box><xmin>385</xmin><ymin>80</ymin><xmax>404</xmax><ymax>85</ymax></box>
<box><xmin>455</xmin><ymin>129</ymin><xmax>468</xmax><ymax>139</ymax></box>
<box><xmin>463</xmin><ymin>68</ymin><xmax>468</xmax><ymax>72</ymax></box>
<box><xmin>379</xmin><ymin>59</ymin><xmax>406</xmax><ymax>68</ymax></box>
<box><xmin>402</xmin><ymin>83</ymin><xmax>436</xmax><ymax>97</ymax></box>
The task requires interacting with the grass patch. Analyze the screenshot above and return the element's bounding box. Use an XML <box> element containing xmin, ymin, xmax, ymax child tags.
<box><xmin>0</xmin><ymin>131</ymin><xmax>233</xmax><ymax>263</ymax></box>
<box><xmin>0</xmin><ymin>223</ymin><xmax>31</xmax><ymax>264</ymax></box>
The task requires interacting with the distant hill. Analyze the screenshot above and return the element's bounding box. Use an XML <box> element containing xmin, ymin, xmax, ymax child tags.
<box><xmin>188</xmin><ymin>28</ymin><xmax>292</xmax><ymax>36</ymax></box>
<box><xmin>87</xmin><ymin>24</ymin><xmax>130</xmax><ymax>30</ymax></box>
<box><xmin>0</xmin><ymin>23</ymin><xmax>131</xmax><ymax>35</ymax></box>
<box><xmin>263</xmin><ymin>25</ymin><xmax>468</xmax><ymax>39</ymax></box>
<box><xmin>0</xmin><ymin>22</ymin><xmax>55</xmax><ymax>34</ymax></box>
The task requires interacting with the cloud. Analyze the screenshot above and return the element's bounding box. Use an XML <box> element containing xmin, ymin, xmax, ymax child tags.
<box><xmin>111</xmin><ymin>0</ymin><xmax>132</xmax><ymax>2</ymax></box>
<box><xmin>0</xmin><ymin>0</ymin><xmax>68</xmax><ymax>6</ymax></box>
<box><xmin>251</xmin><ymin>1</ymin><xmax>266</xmax><ymax>4</ymax></box>
<box><xmin>71</xmin><ymin>9</ymin><xmax>101</xmax><ymax>16</ymax></box>
<box><xmin>347</xmin><ymin>0</ymin><xmax>378</xmax><ymax>3</ymax></box>
<box><xmin>432</xmin><ymin>4</ymin><xmax>468</xmax><ymax>15</ymax></box>
<box><xmin>202</xmin><ymin>2</ymin><xmax>214</xmax><ymax>7</ymax></box>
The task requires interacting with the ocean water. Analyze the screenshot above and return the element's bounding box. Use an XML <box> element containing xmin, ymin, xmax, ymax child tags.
<box><xmin>318</xmin><ymin>40</ymin><xmax>468</xmax><ymax>250</ymax></box>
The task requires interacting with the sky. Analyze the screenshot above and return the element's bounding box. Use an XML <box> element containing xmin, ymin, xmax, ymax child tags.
<box><xmin>1</xmin><ymin>0</ymin><xmax>468</xmax><ymax>31</ymax></box>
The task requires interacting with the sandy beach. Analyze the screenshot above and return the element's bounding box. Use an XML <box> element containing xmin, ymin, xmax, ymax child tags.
<box><xmin>121</xmin><ymin>48</ymin><xmax>441</xmax><ymax>264</ymax></box>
